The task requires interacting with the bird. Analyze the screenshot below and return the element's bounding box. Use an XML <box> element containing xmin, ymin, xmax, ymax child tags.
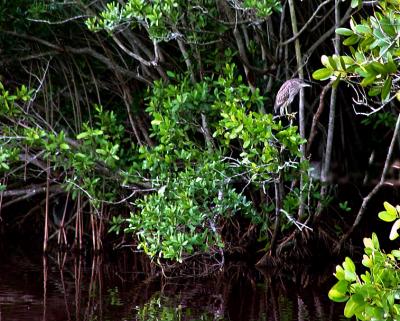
<box><xmin>274</xmin><ymin>78</ymin><xmax>311</xmax><ymax>116</ymax></box>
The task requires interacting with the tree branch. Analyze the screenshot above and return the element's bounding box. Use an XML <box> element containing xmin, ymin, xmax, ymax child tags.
<box><xmin>306</xmin><ymin>80</ymin><xmax>334</xmax><ymax>156</ymax></box>
<box><xmin>281</xmin><ymin>0</ymin><xmax>333</xmax><ymax>46</ymax></box>
<box><xmin>334</xmin><ymin>112</ymin><xmax>400</xmax><ymax>253</ymax></box>
<box><xmin>288</xmin><ymin>0</ymin><xmax>306</xmax><ymax>219</ymax></box>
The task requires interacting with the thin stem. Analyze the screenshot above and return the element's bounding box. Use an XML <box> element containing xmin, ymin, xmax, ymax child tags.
<box><xmin>288</xmin><ymin>0</ymin><xmax>306</xmax><ymax>219</ymax></box>
<box><xmin>335</xmin><ymin>112</ymin><xmax>400</xmax><ymax>252</ymax></box>
<box><xmin>318</xmin><ymin>0</ymin><xmax>340</xmax><ymax>215</ymax></box>
<box><xmin>43</xmin><ymin>160</ymin><xmax>50</xmax><ymax>253</ymax></box>
<box><xmin>270</xmin><ymin>173</ymin><xmax>283</xmax><ymax>255</ymax></box>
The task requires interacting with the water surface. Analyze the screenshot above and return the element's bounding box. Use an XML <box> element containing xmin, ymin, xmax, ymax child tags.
<box><xmin>0</xmin><ymin>246</ymin><xmax>346</xmax><ymax>321</ymax></box>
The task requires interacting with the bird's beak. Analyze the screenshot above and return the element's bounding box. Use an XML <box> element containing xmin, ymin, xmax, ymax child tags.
<box><xmin>301</xmin><ymin>83</ymin><xmax>311</xmax><ymax>88</ymax></box>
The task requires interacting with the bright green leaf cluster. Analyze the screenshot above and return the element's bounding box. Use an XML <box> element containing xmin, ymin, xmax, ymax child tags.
<box><xmin>313</xmin><ymin>0</ymin><xmax>400</xmax><ymax>102</ymax></box>
<box><xmin>86</xmin><ymin>0</ymin><xmax>281</xmax><ymax>44</ymax></box>
<box><xmin>329</xmin><ymin>202</ymin><xmax>400</xmax><ymax>320</ymax></box>
<box><xmin>118</xmin><ymin>65</ymin><xmax>310</xmax><ymax>261</ymax></box>
<box><xmin>125</xmin><ymin>160</ymin><xmax>256</xmax><ymax>262</ymax></box>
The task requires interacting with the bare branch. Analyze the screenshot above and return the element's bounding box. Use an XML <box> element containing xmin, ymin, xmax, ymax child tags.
<box><xmin>111</xmin><ymin>34</ymin><xmax>159</xmax><ymax>67</ymax></box>
<box><xmin>3</xmin><ymin>30</ymin><xmax>152</xmax><ymax>84</ymax></box>
<box><xmin>302</xmin><ymin>5</ymin><xmax>353</xmax><ymax>65</ymax></box>
<box><xmin>281</xmin><ymin>0</ymin><xmax>333</xmax><ymax>46</ymax></box>
<box><xmin>306</xmin><ymin>80</ymin><xmax>334</xmax><ymax>156</ymax></box>
<box><xmin>27</xmin><ymin>15</ymin><xmax>91</xmax><ymax>25</ymax></box>
<box><xmin>335</xmin><ymin>112</ymin><xmax>400</xmax><ymax>252</ymax></box>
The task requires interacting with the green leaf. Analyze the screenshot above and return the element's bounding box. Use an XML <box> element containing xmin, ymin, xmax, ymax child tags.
<box><xmin>96</xmin><ymin>149</ymin><xmax>107</xmax><ymax>155</ymax></box>
<box><xmin>344</xmin><ymin>257</ymin><xmax>356</xmax><ymax>273</ymax></box>
<box><xmin>77</xmin><ymin>132</ymin><xmax>89</xmax><ymax>139</ymax></box>
<box><xmin>343</xmin><ymin>34</ymin><xmax>359</xmax><ymax>46</ymax></box>
<box><xmin>342</xmin><ymin>257</ymin><xmax>357</xmax><ymax>281</ymax></box>
<box><xmin>371</xmin><ymin>232</ymin><xmax>380</xmax><ymax>250</ymax></box>
<box><xmin>92</xmin><ymin>129</ymin><xmax>103</xmax><ymax>136</ymax></box>
<box><xmin>166</xmin><ymin>70</ymin><xmax>176</xmax><ymax>78</ymax></box>
<box><xmin>344</xmin><ymin>269</ymin><xmax>357</xmax><ymax>282</ymax></box>
<box><xmin>328</xmin><ymin>280</ymin><xmax>349</xmax><ymax>302</ymax></box>
<box><xmin>328</xmin><ymin>56</ymin><xmax>337</xmax><ymax>69</ymax></box>
<box><xmin>336</xmin><ymin>28</ymin><xmax>354</xmax><ymax>36</ymax></box>
<box><xmin>365</xmin><ymin>306</ymin><xmax>384</xmax><ymax>320</ymax></box>
<box><xmin>312</xmin><ymin>68</ymin><xmax>332</xmax><ymax>80</ymax></box>
<box><xmin>363</xmin><ymin>237</ymin><xmax>373</xmax><ymax>249</ymax></box>
<box><xmin>378</xmin><ymin>210</ymin><xmax>397</xmax><ymax>222</ymax></box>
<box><xmin>344</xmin><ymin>294</ymin><xmax>364</xmax><ymax>318</ymax></box>
<box><xmin>339</xmin><ymin>56</ymin><xmax>346</xmax><ymax>70</ymax></box>
<box><xmin>321</xmin><ymin>55</ymin><xmax>330</xmax><ymax>68</ymax></box>
<box><xmin>243</xmin><ymin>139</ymin><xmax>250</xmax><ymax>149</ymax></box>
<box><xmin>381</xmin><ymin>77</ymin><xmax>392</xmax><ymax>101</ymax></box>
<box><xmin>360</xmin><ymin>75</ymin><xmax>376</xmax><ymax>87</ymax></box>
<box><xmin>370</xmin><ymin>62</ymin><xmax>386</xmax><ymax>74</ymax></box>
<box><xmin>390</xmin><ymin>219</ymin><xmax>400</xmax><ymax>240</ymax></box>
<box><xmin>385</xmin><ymin>59</ymin><xmax>397</xmax><ymax>73</ymax></box>
<box><xmin>334</xmin><ymin>265</ymin><xmax>345</xmax><ymax>280</ymax></box>
<box><xmin>341</xmin><ymin>56</ymin><xmax>355</xmax><ymax>65</ymax></box>
<box><xmin>368</xmin><ymin>87</ymin><xmax>381</xmax><ymax>97</ymax></box>
<box><xmin>234</xmin><ymin>124</ymin><xmax>243</xmax><ymax>134</ymax></box>
<box><xmin>151</xmin><ymin>119</ymin><xmax>162</xmax><ymax>126</ymax></box>
<box><xmin>362</xmin><ymin>254</ymin><xmax>372</xmax><ymax>268</ymax></box>
<box><xmin>60</xmin><ymin>143</ymin><xmax>70</xmax><ymax>150</ymax></box>
<box><xmin>355</xmin><ymin>24</ymin><xmax>371</xmax><ymax>34</ymax></box>
<box><xmin>384</xmin><ymin>201</ymin><xmax>397</xmax><ymax>218</ymax></box>
<box><xmin>392</xmin><ymin>250</ymin><xmax>400</xmax><ymax>259</ymax></box>
<box><xmin>1</xmin><ymin>163</ymin><xmax>9</xmax><ymax>170</ymax></box>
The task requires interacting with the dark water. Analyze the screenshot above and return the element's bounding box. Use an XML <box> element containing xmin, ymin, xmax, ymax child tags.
<box><xmin>0</xmin><ymin>246</ymin><xmax>346</xmax><ymax>321</ymax></box>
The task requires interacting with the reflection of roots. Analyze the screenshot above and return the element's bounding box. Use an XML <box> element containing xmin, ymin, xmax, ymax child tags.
<box><xmin>3</xmin><ymin>244</ymin><xmax>343</xmax><ymax>321</ymax></box>
<box><xmin>157</xmin><ymin>253</ymin><xmax>225</xmax><ymax>278</ymax></box>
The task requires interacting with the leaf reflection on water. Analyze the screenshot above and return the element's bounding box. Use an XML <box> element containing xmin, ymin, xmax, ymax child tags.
<box><xmin>0</xmin><ymin>248</ymin><xmax>345</xmax><ymax>321</ymax></box>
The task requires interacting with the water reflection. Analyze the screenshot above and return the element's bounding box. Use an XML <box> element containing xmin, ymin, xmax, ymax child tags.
<box><xmin>0</xmin><ymin>247</ymin><xmax>345</xmax><ymax>321</ymax></box>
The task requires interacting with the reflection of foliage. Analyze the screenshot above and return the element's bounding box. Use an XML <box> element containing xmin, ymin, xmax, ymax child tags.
<box><xmin>278</xmin><ymin>295</ymin><xmax>294</xmax><ymax>321</ymax></box>
<box><xmin>135</xmin><ymin>293</ymin><xmax>223</xmax><ymax>321</ymax></box>
<box><xmin>107</xmin><ymin>287</ymin><xmax>123</xmax><ymax>306</ymax></box>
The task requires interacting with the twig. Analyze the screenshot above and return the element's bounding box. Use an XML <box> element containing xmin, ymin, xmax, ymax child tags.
<box><xmin>321</xmin><ymin>0</ymin><xmax>340</xmax><ymax>185</ymax></box>
<box><xmin>270</xmin><ymin>172</ymin><xmax>283</xmax><ymax>255</ymax></box>
<box><xmin>302</xmin><ymin>5</ymin><xmax>353</xmax><ymax>66</ymax></box>
<box><xmin>27</xmin><ymin>15</ymin><xmax>90</xmax><ymax>25</ymax></box>
<box><xmin>1</xmin><ymin>184</ymin><xmax>62</xmax><ymax>199</ymax></box>
<box><xmin>280</xmin><ymin>209</ymin><xmax>313</xmax><ymax>231</ymax></box>
<box><xmin>43</xmin><ymin>161</ymin><xmax>50</xmax><ymax>252</ymax></box>
<box><xmin>306</xmin><ymin>80</ymin><xmax>334</xmax><ymax>156</ymax></box>
<box><xmin>335</xmin><ymin>111</ymin><xmax>400</xmax><ymax>252</ymax></box>
<box><xmin>111</xmin><ymin>34</ymin><xmax>159</xmax><ymax>67</ymax></box>
<box><xmin>281</xmin><ymin>0</ymin><xmax>333</xmax><ymax>46</ymax></box>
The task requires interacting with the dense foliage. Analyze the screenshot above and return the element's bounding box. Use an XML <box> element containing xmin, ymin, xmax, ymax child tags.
<box><xmin>313</xmin><ymin>0</ymin><xmax>400</xmax><ymax>111</ymax></box>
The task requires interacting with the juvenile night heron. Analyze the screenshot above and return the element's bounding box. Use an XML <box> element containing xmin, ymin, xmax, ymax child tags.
<box><xmin>274</xmin><ymin>78</ymin><xmax>311</xmax><ymax>116</ymax></box>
